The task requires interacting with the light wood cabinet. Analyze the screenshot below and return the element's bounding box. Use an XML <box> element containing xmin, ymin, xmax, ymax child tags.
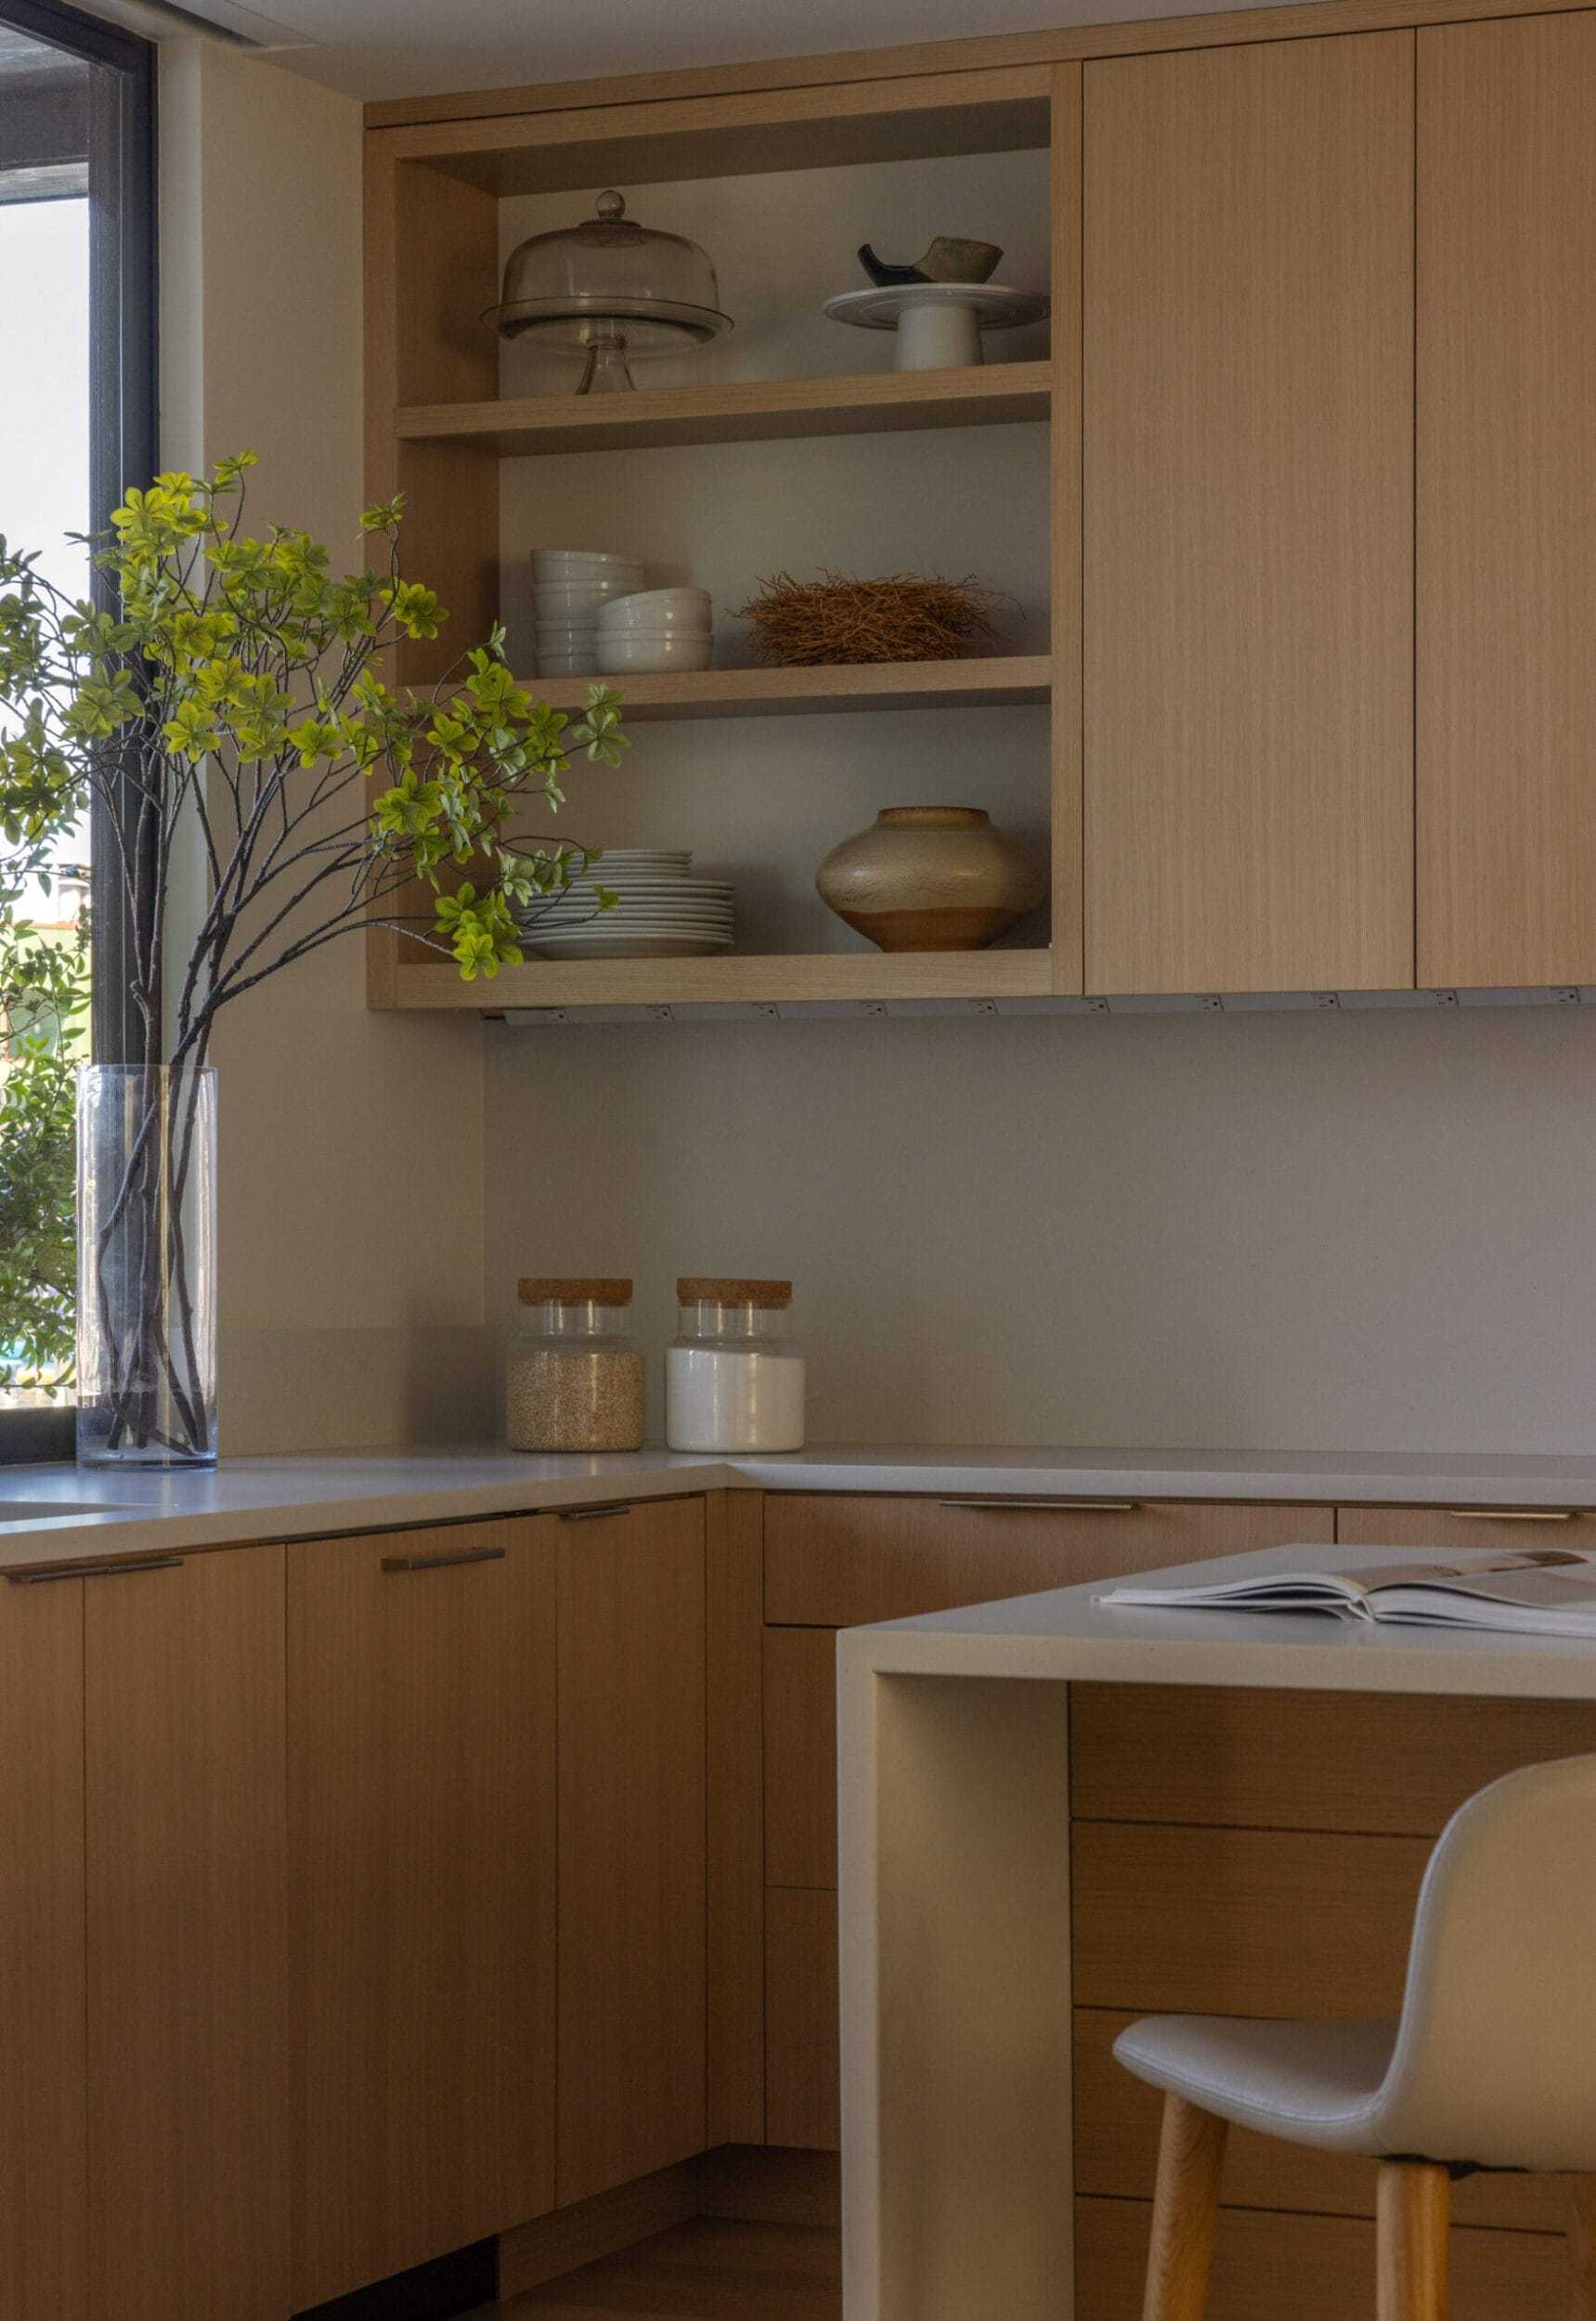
<box><xmin>1083</xmin><ymin>32</ymin><xmax>1414</xmax><ymax>994</ymax></box>
<box><xmin>556</xmin><ymin>1498</ymin><xmax>707</xmax><ymax>2205</ymax></box>
<box><xmin>84</xmin><ymin>1549</ymin><xmax>290</xmax><ymax>2321</ymax></box>
<box><xmin>0</xmin><ymin>1578</ymin><xmax>84</xmax><ymax>2321</ymax></box>
<box><xmin>1417</xmin><ymin>13</ymin><xmax>1596</xmax><ymax>989</ymax></box>
<box><xmin>288</xmin><ymin>1520</ymin><xmax>555</xmax><ymax>2310</ymax></box>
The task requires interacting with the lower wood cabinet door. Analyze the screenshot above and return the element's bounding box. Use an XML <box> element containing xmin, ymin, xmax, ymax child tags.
<box><xmin>288</xmin><ymin>1521</ymin><xmax>555</xmax><ymax>2311</ymax></box>
<box><xmin>0</xmin><ymin>1576</ymin><xmax>85</xmax><ymax>2321</ymax></box>
<box><xmin>556</xmin><ymin>1497</ymin><xmax>707</xmax><ymax>2204</ymax></box>
<box><xmin>84</xmin><ymin>1548</ymin><xmax>290</xmax><ymax>2321</ymax></box>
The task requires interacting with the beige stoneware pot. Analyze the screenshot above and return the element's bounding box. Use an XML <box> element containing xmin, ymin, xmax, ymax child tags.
<box><xmin>815</xmin><ymin>806</ymin><xmax>1045</xmax><ymax>952</ymax></box>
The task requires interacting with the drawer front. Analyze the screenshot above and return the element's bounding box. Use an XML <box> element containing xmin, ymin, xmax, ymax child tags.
<box><xmin>1339</xmin><ymin>1502</ymin><xmax>1596</xmax><ymax>1549</ymax></box>
<box><xmin>764</xmin><ymin>1495</ymin><xmax>1332</xmax><ymax>1627</ymax></box>
<box><xmin>1071</xmin><ymin>1682</ymin><xmax>1596</xmax><ymax>1835</ymax></box>
<box><xmin>764</xmin><ymin>1888</ymin><xmax>839</xmax><ymax>2151</ymax></box>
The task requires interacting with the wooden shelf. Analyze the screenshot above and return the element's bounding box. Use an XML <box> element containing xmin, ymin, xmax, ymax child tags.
<box><xmin>390</xmin><ymin>949</ymin><xmax>1054</xmax><ymax>1012</ymax></box>
<box><xmin>395</xmin><ymin>363</ymin><xmax>1052</xmax><ymax>457</ymax></box>
<box><xmin>529</xmin><ymin>656</ymin><xmax>1051</xmax><ymax>721</ymax></box>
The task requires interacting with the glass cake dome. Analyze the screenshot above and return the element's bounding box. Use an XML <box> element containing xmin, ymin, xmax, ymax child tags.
<box><xmin>484</xmin><ymin>189</ymin><xmax>734</xmax><ymax>393</ymax></box>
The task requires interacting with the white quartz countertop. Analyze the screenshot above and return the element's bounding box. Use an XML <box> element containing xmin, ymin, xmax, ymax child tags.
<box><xmin>841</xmin><ymin>1539</ymin><xmax>1596</xmax><ymax>1700</ymax></box>
<box><xmin>2</xmin><ymin>1441</ymin><xmax>1596</xmax><ymax>1571</ymax></box>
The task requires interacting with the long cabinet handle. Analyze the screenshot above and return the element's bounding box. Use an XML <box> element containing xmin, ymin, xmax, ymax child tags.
<box><xmin>1442</xmin><ymin>1508</ymin><xmax>1577</xmax><ymax>1523</ymax></box>
<box><xmin>7</xmin><ymin>1556</ymin><xmax>185</xmax><ymax>1586</ymax></box>
<box><xmin>557</xmin><ymin>1503</ymin><xmax>632</xmax><ymax>1524</ymax></box>
<box><xmin>380</xmin><ymin>1545</ymin><xmax>507</xmax><ymax>1573</ymax></box>
<box><xmin>938</xmin><ymin>1497</ymin><xmax>1142</xmax><ymax>1513</ymax></box>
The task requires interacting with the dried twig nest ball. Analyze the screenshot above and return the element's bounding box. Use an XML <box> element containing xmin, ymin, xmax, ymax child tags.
<box><xmin>735</xmin><ymin>569</ymin><xmax>1006</xmax><ymax>667</ymax></box>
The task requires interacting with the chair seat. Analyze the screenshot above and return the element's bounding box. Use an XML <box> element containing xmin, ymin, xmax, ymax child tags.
<box><xmin>1114</xmin><ymin>2015</ymin><xmax>1401</xmax><ymax>2153</ymax></box>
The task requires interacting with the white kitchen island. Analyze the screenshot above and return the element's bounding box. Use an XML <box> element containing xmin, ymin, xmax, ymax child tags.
<box><xmin>836</xmin><ymin>1541</ymin><xmax>1596</xmax><ymax>2321</ymax></box>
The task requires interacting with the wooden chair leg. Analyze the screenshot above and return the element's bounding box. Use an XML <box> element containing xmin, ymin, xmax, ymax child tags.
<box><xmin>1571</xmin><ymin>2176</ymin><xmax>1596</xmax><ymax>2318</ymax></box>
<box><xmin>1377</xmin><ymin>2160</ymin><xmax>1450</xmax><ymax>2321</ymax></box>
<box><xmin>1140</xmin><ymin>2094</ymin><xmax>1228</xmax><ymax>2321</ymax></box>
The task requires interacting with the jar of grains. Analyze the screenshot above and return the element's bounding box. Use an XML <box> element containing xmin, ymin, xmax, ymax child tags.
<box><xmin>506</xmin><ymin>1277</ymin><xmax>644</xmax><ymax>1452</ymax></box>
<box><xmin>665</xmin><ymin>1277</ymin><xmax>805</xmax><ymax>1453</ymax></box>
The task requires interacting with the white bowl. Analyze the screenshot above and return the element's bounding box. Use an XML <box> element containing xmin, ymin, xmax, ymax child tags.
<box><xmin>535</xmin><ymin>655</ymin><xmax>597</xmax><ymax>677</ymax></box>
<box><xmin>596</xmin><ymin>632</ymin><xmax>715</xmax><ymax>675</ymax></box>
<box><xmin>597</xmin><ymin>588</ymin><xmax>713</xmax><ymax>629</ymax></box>
<box><xmin>536</xmin><ymin>617</ymin><xmax>602</xmax><ymax>641</ymax></box>
<box><xmin>532</xmin><ymin>548</ymin><xmax>643</xmax><ymax>570</ymax></box>
<box><xmin>535</xmin><ymin>581</ymin><xmax>642</xmax><ymax>615</ymax></box>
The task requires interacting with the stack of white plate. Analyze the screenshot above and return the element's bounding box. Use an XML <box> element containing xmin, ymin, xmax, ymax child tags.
<box><xmin>520</xmin><ymin>849</ymin><xmax>734</xmax><ymax>960</ymax></box>
<box><xmin>533</xmin><ymin>550</ymin><xmax>646</xmax><ymax>677</ymax></box>
<box><xmin>596</xmin><ymin>588</ymin><xmax>714</xmax><ymax>676</ymax></box>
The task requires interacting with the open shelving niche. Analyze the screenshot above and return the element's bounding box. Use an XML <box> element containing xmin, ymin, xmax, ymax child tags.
<box><xmin>366</xmin><ymin>60</ymin><xmax>1079</xmax><ymax>1017</ymax></box>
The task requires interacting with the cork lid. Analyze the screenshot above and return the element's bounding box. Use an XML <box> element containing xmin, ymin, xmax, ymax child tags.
<box><xmin>519</xmin><ymin>1277</ymin><xmax>633</xmax><ymax>1304</ymax></box>
<box><xmin>677</xmin><ymin>1277</ymin><xmax>792</xmax><ymax>1307</ymax></box>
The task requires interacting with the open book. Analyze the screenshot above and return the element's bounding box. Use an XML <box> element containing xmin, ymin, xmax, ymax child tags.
<box><xmin>1096</xmin><ymin>1549</ymin><xmax>1596</xmax><ymax>1636</ymax></box>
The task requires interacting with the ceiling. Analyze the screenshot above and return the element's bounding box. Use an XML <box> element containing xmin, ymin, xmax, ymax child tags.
<box><xmin>100</xmin><ymin>0</ymin><xmax>1295</xmax><ymax>103</ymax></box>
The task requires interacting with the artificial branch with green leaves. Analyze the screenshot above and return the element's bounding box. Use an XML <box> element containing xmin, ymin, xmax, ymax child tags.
<box><xmin>0</xmin><ymin>452</ymin><xmax>626</xmax><ymax>1448</ymax></box>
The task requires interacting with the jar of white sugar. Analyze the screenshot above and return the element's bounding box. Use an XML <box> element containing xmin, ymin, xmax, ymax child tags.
<box><xmin>506</xmin><ymin>1277</ymin><xmax>644</xmax><ymax>1452</ymax></box>
<box><xmin>665</xmin><ymin>1277</ymin><xmax>805</xmax><ymax>1453</ymax></box>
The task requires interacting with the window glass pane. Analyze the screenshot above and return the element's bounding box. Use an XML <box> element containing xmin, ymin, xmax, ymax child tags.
<box><xmin>0</xmin><ymin>21</ymin><xmax>92</xmax><ymax>1410</ymax></box>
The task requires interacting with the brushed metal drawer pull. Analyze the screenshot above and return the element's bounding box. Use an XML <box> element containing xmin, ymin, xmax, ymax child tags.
<box><xmin>557</xmin><ymin>1504</ymin><xmax>633</xmax><ymax>1524</ymax></box>
<box><xmin>7</xmin><ymin>1556</ymin><xmax>185</xmax><ymax>1585</ymax></box>
<box><xmin>380</xmin><ymin>1546</ymin><xmax>507</xmax><ymax>1573</ymax></box>
<box><xmin>938</xmin><ymin>1498</ymin><xmax>1142</xmax><ymax>1513</ymax></box>
<box><xmin>1443</xmin><ymin>1509</ymin><xmax>1577</xmax><ymax>1523</ymax></box>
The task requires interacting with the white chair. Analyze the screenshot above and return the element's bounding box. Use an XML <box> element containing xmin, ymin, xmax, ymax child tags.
<box><xmin>1112</xmin><ymin>1754</ymin><xmax>1596</xmax><ymax>2320</ymax></box>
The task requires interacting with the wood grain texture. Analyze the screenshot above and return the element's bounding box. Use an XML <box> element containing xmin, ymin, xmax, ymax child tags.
<box><xmin>523</xmin><ymin>657</ymin><xmax>1051</xmax><ymax>723</ymax></box>
<box><xmin>764</xmin><ymin>1889</ymin><xmax>841</xmax><ymax>2152</ymax></box>
<box><xmin>0</xmin><ymin>1580</ymin><xmax>84</xmax><ymax>2321</ymax></box>
<box><xmin>289</xmin><ymin>1520</ymin><xmax>555</xmax><ymax>2309</ymax></box>
<box><xmin>496</xmin><ymin>2215</ymin><xmax>841</xmax><ymax>2320</ymax></box>
<box><xmin>1571</xmin><ymin>2177</ymin><xmax>1596</xmax><ymax>2318</ymax></box>
<box><xmin>695</xmin><ymin>2147</ymin><xmax>842</xmax><ymax>2229</ymax></box>
<box><xmin>362</xmin><ymin>0</ymin><xmax>1596</xmax><ymax>130</ymax></box>
<box><xmin>557</xmin><ymin>1498</ymin><xmax>708</xmax><ymax>2204</ymax></box>
<box><xmin>1418</xmin><ymin>13</ymin><xmax>1596</xmax><ymax>987</ymax></box>
<box><xmin>763</xmin><ymin>1626</ymin><xmax>837</xmax><ymax>1891</ymax></box>
<box><xmin>707</xmin><ymin>1491</ymin><xmax>766</xmax><ymax>2146</ymax></box>
<box><xmin>1084</xmin><ymin>32</ymin><xmax>1414</xmax><ymax>994</ymax></box>
<box><xmin>1076</xmin><ymin>2196</ymin><xmax>1569</xmax><ymax>2321</ymax></box>
<box><xmin>1337</xmin><ymin>1504</ymin><xmax>1596</xmax><ymax>1550</ymax></box>
<box><xmin>1070</xmin><ymin>1683</ymin><xmax>1596</xmax><ymax>1836</ymax></box>
<box><xmin>1051</xmin><ymin>63</ymin><xmax>1083</xmax><ymax>994</ymax></box>
<box><xmin>1378</xmin><ymin>2163</ymin><xmax>1449</xmax><ymax>2321</ymax></box>
<box><xmin>395</xmin><ymin>362</ymin><xmax>1051</xmax><ymax>456</ymax></box>
<box><xmin>1073</xmin><ymin>2006</ymin><xmax>1571</xmax><ymax>2234</ymax></box>
<box><xmin>85</xmin><ymin>1549</ymin><xmax>290</xmax><ymax>2321</ymax></box>
<box><xmin>499</xmin><ymin>2164</ymin><xmax>698</xmax><ymax>2298</ymax></box>
<box><xmin>379</xmin><ymin>68</ymin><xmax>1050</xmax><ymax>192</ymax></box>
<box><xmin>1070</xmin><ymin>1822</ymin><xmax>1429</xmax><ymax>2016</ymax></box>
<box><xmin>391</xmin><ymin>947</ymin><xmax>1055</xmax><ymax>1013</ymax></box>
<box><xmin>763</xmin><ymin>1495</ymin><xmax>1331</xmax><ymax>1627</ymax></box>
<box><xmin>1141</xmin><ymin>2097</ymin><xmax>1228</xmax><ymax>2321</ymax></box>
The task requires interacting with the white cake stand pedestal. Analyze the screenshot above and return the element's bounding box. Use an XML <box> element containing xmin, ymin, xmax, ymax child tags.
<box><xmin>822</xmin><ymin>282</ymin><xmax>1050</xmax><ymax>371</ymax></box>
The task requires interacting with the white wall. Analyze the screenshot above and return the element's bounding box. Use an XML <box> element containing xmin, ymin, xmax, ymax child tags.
<box><xmin>161</xmin><ymin>42</ymin><xmax>491</xmax><ymax>1450</ymax></box>
<box><xmin>484</xmin><ymin>1004</ymin><xmax>1596</xmax><ymax>1454</ymax></box>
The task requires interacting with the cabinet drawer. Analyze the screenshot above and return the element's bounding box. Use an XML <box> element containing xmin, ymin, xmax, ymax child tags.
<box><xmin>1338</xmin><ymin>1503</ymin><xmax>1596</xmax><ymax>1550</ymax></box>
<box><xmin>765</xmin><ymin>1889</ymin><xmax>839</xmax><ymax>2151</ymax></box>
<box><xmin>764</xmin><ymin>1496</ymin><xmax>1331</xmax><ymax>1627</ymax></box>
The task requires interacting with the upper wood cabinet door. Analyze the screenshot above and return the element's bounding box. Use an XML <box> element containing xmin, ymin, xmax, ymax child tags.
<box><xmin>84</xmin><ymin>1549</ymin><xmax>290</xmax><ymax>2321</ymax></box>
<box><xmin>289</xmin><ymin>1521</ymin><xmax>555</xmax><ymax>2311</ymax></box>
<box><xmin>1083</xmin><ymin>33</ymin><xmax>1414</xmax><ymax>994</ymax></box>
<box><xmin>1418</xmin><ymin>15</ymin><xmax>1596</xmax><ymax>988</ymax></box>
<box><xmin>557</xmin><ymin>1498</ymin><xmax>707</xmax><ymax>2205</ymax></box>
<box><xmin>0</xmin><ymin>1578</ymin><xmax>85</xmax><ymax>2321</ymax></box>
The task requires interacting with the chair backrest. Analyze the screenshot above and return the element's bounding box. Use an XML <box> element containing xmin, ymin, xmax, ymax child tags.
<box><xmin>1375</xmin><ymin>1751</ymin><xmax>1596</xmax><ymax>2172</ymax></box>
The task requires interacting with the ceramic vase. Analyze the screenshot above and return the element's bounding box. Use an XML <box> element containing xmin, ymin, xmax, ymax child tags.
<box><xmin>815</xmin><ymin>806</ymin><xmax>1045</xmax><ymax>952</ymax></box>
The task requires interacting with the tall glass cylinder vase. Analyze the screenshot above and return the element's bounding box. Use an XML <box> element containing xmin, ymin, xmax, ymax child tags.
<box><xmin>76</xmin><ymin>1065</ymin><xmax>217</xmax><ymax>1468</ymax></box>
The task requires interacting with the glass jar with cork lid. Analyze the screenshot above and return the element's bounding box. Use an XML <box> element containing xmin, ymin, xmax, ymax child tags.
<box><xmin>506</xmin><ymin>1278</ymin><xmax>644</xmax><ymax>1452</ymax></box>
<box><xmin>665</xmin><ymin>1278</ymin><xmax>805</xmax><ymax>1453</ymax></box>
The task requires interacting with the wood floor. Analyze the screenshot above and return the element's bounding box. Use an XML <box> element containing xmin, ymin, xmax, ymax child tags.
<box><xmin>482</xmin><ymin>2220</ymin><xmax>841</xmax><ymax>2320</ymax></box>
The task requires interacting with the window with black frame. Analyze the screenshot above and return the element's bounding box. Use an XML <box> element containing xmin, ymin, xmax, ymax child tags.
<box><xmin>0</xmin><ymin>0</ymin><xmax>154</xmax><ymax>1459</ymax></box>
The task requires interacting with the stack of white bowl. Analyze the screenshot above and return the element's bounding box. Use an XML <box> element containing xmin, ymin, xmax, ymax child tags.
<box><xmin>533</xmin><ymin>549</ymin><xmax>646</xmax><ymax>677</ymax></box>
<box><xmin>519</xmin><ymin>849</ymin><xmax>734</xmax><ymax>960</ymax></box>
<box><xmin>595</xmin><ymin>588</ymin><xmax>714</xmax><ymax>677</ymax></box>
